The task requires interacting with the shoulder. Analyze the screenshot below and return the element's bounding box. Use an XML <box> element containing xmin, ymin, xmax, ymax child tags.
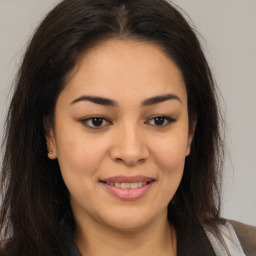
<box><xmin>228</xmin><ymin>219</ymin><xmax>256</xmax><ymax>256</ymax></box>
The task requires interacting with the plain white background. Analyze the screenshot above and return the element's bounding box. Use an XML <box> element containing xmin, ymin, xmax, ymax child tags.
<box><xmin>0</xmin><ymin>0</ymin><xmax>255</xmax><ymax>226</ymax></box>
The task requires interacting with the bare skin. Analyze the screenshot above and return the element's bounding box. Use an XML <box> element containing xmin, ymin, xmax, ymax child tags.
<box><xmin>75</xmin><ymin>210</ymin><xmax>177</xmax><ymax>256</ymax></box>
<box><xmin>47</xmin><ymin>39</ymin><xmax>195</xmax><ymax>256</ymax></box>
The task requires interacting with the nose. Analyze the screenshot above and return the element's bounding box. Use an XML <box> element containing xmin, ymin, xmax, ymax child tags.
<box><xmin>109</xmin><ymin>123</ymin><xmax>149</xmax><ymax>166</ymax></box>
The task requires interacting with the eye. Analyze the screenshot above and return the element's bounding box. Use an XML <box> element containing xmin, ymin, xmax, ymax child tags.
<box><xmin>146</xmin><ymin>116</ymin><xmax>176</xmax><ymax>127</ymax></box>
<box><xmin>81</xmin><ymin>117</ymin><xmax>111</xmax><ymax>129</ymax></box>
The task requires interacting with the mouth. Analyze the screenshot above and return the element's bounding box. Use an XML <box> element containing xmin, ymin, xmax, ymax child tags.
<box><xmin>100</xmin><ymin>181</ymin><xmax>153</xmax><ymax>189</ymax></box>
<box><xmin>99</xmin><ymin>176</ymin><xmax>155</xmax><ymax>200</ymax></box>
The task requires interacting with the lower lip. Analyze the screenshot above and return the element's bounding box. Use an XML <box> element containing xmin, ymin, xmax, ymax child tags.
<box><xmin>101</xmin><ymin>182</ymin><xmax>154</xmax><ymax>200</ymax></box>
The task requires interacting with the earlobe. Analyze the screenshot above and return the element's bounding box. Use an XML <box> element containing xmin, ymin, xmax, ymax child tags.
<box><xmin>47</xmin><ymin>151</ymin><xmax>57</xmax><ymax>159</ymax></box>
<box><xmin>46</xmin><ymin>129</ymin><xmax>57</xmax><ymax>159</ymax></box>
<box><xmin>47</xmin><ymin>148</ymin><xmax>56</xmax><ymax>159</ymax></box>
<box><xmin>44</xmin><ymin>117</ymin><xmax>57</xmax><ymax>159</ymax></box>
<box><xmin>186</xmin><ymin>137</ymin><xmax>192</xmax><ymax>156</ymax></box>
<box><xmin>186</xmin><ymin>119</ymin><xmax>197</xmax><ymax>156</ymax></box>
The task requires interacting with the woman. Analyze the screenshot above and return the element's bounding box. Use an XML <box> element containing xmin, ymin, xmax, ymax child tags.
<box><xmin>0</xmin><ymin>0</ymin><xmax>255</xmax><ymax>255</ymax></box>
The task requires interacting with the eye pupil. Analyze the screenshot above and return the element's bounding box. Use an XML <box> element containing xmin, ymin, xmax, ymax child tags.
<box><xmin>92</xmin><ymin>118</ymin><xmax>103</xmax><ymax>126</ymax></box>
<box><xmin>154</xmin><ymin>116</ymin><xmax>165</xmax><ymax>125</ymax></box>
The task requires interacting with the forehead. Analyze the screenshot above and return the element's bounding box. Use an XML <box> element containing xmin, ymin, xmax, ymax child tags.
<box><xmin>61</xmin><ymin>39</ymin><xmax>187</xmax><ymax>105</ymax></box>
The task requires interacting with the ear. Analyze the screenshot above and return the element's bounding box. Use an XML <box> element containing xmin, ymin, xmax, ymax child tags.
<box><xmin>44</xmin><ymin>117</ymin><xmax>57</xmax><ymax>160</ymax></box>
<box><xmin>186</xmin><ymin>118</ymin><xmax>197</xmax><ymax>156</ymax></box>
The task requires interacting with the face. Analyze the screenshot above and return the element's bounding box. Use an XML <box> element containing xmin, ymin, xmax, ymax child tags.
<box><xmin>47</xmin><ymin>39</ymin><xmax>195</xmax><ymax>232</ymax></box>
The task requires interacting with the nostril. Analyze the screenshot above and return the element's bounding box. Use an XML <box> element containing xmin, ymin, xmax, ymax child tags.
<box><xmin>115</xmin><ymin>157</ymin><xmax>127</xmax><ymax>164</ymax></box>
<box><xmin>109</xmin><ymin>142</ymin><xmax>149</xmax><ymax>165</ymax></box>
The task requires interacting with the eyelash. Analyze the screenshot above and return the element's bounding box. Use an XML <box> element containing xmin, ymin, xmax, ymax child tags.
<box><xmin>81</xmin><ymin>117</ymin><xmax>111</xmax><ymax>129</ymax></box>
<box><xmin>81</xmin><ymin>115</ymin><xmax>176</xmax><ymax>129</ymax></box>
<box><xmin>147</xmin><ymin>116</ymin><xmax>176</xmax><ymax>126</ymax></box>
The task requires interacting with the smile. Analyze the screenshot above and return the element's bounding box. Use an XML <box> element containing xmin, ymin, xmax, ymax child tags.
<box><xmin>105</xmin><ymin>181</ymin><xmax>148</xmax><ymax>189</ymax></box>
<box><xmin>100</xmin><ymin>176</ymin><xmax>155</xmax><ymax>200</ymax></box>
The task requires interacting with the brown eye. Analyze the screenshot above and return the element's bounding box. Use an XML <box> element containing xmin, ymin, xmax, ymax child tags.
<box><xmin>147</xmin><ymin>116</ymin><xmax>176</xmax><ymax>127</ymax></box>
<box><xmin>91</xmin><ymin>117</ymin><xmax>104</xmax><ymax>126</ymax></box>
<box><xmin>82</xmin><ymin>117</ymin><xmax>111</xmax><ymax>128</ymax></box>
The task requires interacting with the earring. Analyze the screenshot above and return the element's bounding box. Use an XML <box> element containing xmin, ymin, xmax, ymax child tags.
<box><xmin>48</xmin><ymin>149</ymin><xmax>53</xmax><ymax>154</ymax></box>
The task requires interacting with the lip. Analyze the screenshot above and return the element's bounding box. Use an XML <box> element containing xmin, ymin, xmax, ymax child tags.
<box><xmin>100</xmin><ymin>176</ymin><xmax>155</xmax><ymax>201</ymax></box>
<box><xmin>100</xmin><ymin>175</ymin><xmax>155</xmax><ymax>183</ymax></box>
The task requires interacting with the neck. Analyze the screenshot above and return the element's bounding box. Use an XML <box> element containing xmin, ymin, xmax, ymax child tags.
<box><xmin>75</xmin><ymin>214</ymin><xmax>176</xmax><ymax>256</ymax></box>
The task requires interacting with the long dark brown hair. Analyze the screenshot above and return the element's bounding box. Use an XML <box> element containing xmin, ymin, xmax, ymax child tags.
<box><xmin>0</xmin><ymin>0</ymin><xmax>224</xmax><ymax>255</ymax></box>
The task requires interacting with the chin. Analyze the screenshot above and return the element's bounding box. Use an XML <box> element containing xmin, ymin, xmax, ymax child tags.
<box><xmin>106</xmin><ymin>218</ymin><xmax>151</xmax><ymax>232</ymax></box>
<box><xmin>100</xmin><ymin>206</ymin><xmax>165</xmax><ymax>232</ymax></box>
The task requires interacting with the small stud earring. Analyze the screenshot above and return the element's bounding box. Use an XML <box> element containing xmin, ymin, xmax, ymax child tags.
<box><xmin>48</xmin><ymin>149</ymin><xmax>53</xmax><ymax>154</ymax></box>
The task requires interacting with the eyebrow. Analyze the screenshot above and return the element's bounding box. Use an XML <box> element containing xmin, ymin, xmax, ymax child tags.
<box><xmin>71</xmin><ymin>94</ymin><xmax>181</xmax><ymax>107</ymax></box>
<box><xmin>141</xmin><ymin>94</ymin><xmax>181</xmax><ymax>106</ymax></box>
<box><xmin>71</xmin><ymin>95</ymin><xmax>116</xmax><ymax>106</ymax></box>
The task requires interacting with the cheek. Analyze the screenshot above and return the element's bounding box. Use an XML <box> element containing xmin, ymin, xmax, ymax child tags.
<box><xmin>54</xmin><ymin>130</ymin><xmax>112</xmax><ymax>195</ymax></box>
<box><xmin>54</xmin><ymin>132</ymin><xmax>98</xmax><ymax>189</ymax></box>
<box><xmin>56</xmin><ymin>137</ymin><xmax>100</xmax><ymax>207</ymax></box>
<box><xmin>152</xmin><ymin>133</ymin><xmax>188</xmax><ymax>172</ymax></box>
<box><xmin>156</xmin><ymin>145</ymin><xmax>185</xmax><ymax>189</ymax></box>
<box><xmin>150</xmin><ymin>133</ymin><xmax>188</xmax><ymax>197</ymax></box>
<box><xmin>55</xmin><ymin>121</ymin><xmax>104</xmax><ymax>168</ymax></box>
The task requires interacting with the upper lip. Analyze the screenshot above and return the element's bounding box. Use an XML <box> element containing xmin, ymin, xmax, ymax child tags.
<box><xmin>100</xmin><ymin>175</ymin><xmax>155</xmax><ymax>183</ymax></box>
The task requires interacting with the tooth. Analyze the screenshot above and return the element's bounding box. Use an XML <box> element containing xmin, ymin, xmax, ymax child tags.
<box><xmin>129</xmin><ymin>182</ymin><xmax>138</xmax><ymax>189</ymax></box>
<box><xmin>115</xmin><ymin>182</ymin><xmax>121</xmax><ymax>188</ymax></box>
<box><xmin>121</xmin><ymin>183</ymin><xmax>130</xmax><ymax>189</ymax></box>
<box><xmin>105</xmin><ymin>181</ymin><xmax>149</xmax><ymax>189</ymax></box>
<box><xmin>130</xmin><ymin>182</ymin><xmax>143</xmax><ymax>188</ymax></box>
